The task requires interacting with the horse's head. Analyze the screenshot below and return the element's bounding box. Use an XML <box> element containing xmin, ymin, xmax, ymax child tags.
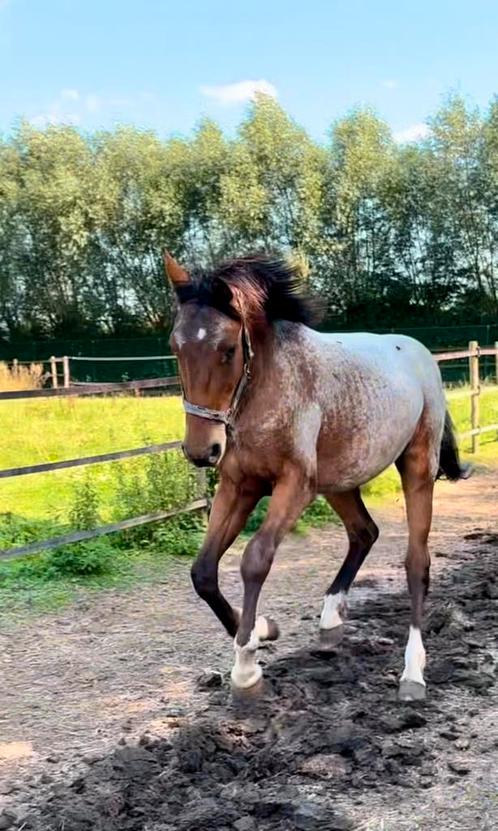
<box><xmin>164</xmin><ymin>250</ymin><xmax>316</xmax><ymax>467</ymax></box>
<box><xmin>164</xmin><ymin>252</ymin><xmax>248</xmax><ymax>467</ymax></box>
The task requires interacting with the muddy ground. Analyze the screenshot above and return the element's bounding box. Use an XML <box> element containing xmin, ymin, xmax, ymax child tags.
<box><xmin>0</xmin><ymin>470</ymin><xmax>497</xmax><ymax>830</ymax></box>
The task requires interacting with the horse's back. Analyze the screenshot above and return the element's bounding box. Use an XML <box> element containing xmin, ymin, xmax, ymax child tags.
<box><xmin>309</xmin><ymin>330</ymin><xmax>442</xmax><ymax>404</ymax></box>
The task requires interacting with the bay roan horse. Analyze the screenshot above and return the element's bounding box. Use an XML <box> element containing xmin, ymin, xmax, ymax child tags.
<box><xmin>164</xmin><ymin>252</ymin><xmax>468</xmax><ymax>701</ymax></box>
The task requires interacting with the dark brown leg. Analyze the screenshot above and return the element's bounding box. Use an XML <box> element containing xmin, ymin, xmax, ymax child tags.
<box><xmin>191</xmin><ymin>474</ymin><xmax>262</xmax><ymax>637</ymax></box>
<box><xmin>318</xmin><ymin>489</ymin><xmax>378</xmax><ymax>646</ymax></box>
<box><xmin>396</xmin><ymin>437</ymin><xmax>435</xmax><ymax>701</ymax></box>
<box><xmin>231</xmin><ymin>467</ymin><xmax>314</xmax><ymax>689</ymax></box>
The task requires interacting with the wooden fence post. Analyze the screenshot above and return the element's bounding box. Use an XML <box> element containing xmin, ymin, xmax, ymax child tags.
<box><xmin>50</xmin><ymin>356</ymin><xmax>58</xmax><ymax>389</ymax></box>
<box><xmin>62</xmin><ymin>356</ymin><xmax>70</xmax><ymax>388</ymax></box>
<box><xmin>495</xmin><ymin>341</ymin><xmax>498</xmax><ymax>386</ymax></box>
<box><xmin>469</xmin><ymin>340</ymin><xmax>480</xmax><ymax>454</ymax></box>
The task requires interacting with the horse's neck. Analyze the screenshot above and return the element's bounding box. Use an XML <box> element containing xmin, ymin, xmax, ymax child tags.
<box><xmin>243</xmin><ymin>321</ymin><xmax>306</xmax><ymax>412</ymax></box>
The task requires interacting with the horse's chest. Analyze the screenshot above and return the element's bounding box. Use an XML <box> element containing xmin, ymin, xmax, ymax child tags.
<box><xmin>232</xmin><ymin>402</ymin><xmax>320</xmax><ymax>477</ymax></box>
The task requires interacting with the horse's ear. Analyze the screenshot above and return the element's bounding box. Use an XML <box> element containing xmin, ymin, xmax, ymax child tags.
<box><xmin>163</xmin><ymin>251</ymin><xmax>190</xmax><ymax>288</ymax></box>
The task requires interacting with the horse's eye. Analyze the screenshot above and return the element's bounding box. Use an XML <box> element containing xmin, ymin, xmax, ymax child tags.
<box><xmin>222</xmin><ymin>346</ymin><xmax>236</xmax><ymax>364</ymax></box>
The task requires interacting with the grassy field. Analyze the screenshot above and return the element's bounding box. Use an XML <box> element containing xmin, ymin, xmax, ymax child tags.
<box><xmin>0</xmin><ymin>396</ymin><xmax>185</xmax><ymax>519</ymax></box>
<box><xmin>1</xmin><ymin>386</ymin><xmax>498</xmax><ymax>521</ymax></box>
<box><xmin>0</xmin><ymin>385</ymin><xmax>497</xmax><ymax>614</ymax></box>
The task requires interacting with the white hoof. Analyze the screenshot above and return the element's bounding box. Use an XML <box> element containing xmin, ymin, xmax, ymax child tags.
<box><xmin>230</xmin><ymin>661</ymin><xmax>263</xmax><ymax>690</ymax></box>
<box><xmin>399</xmin><ymin>679</ymin><xmax>426</xmax><ymax>701</ymax></box>
<box><xmin>320</xmin><ymin>592</ymin><xmax>347</xmax><ymax>630</ymax></box>
<box><xmin>255</xmin><ymin>615</ymin><xmax>270</xmax><ymax>639</ymax></box>
<box><xmin>231</xmin><ymin>628</ymin><xmax>262</xmax><ymax>690</ymax></box>
<box><xmin>401</xmin><ymin>625</ymin><xmax>426</xmax><ymax>687</ymax></box>
<box><xmin>254</xmin><ymin>615</ymin><xmax>280</xmax><ymax>641</ymax></box>
<box><xmin>318</xmin><ymin>624</ymin><xmax>345</xmax><ymax>649</ymax></box>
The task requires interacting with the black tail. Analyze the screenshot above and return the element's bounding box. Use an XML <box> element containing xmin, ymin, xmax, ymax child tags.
<box><xmin>437</xmin><ymin>412</ymin><xmax>472</xmax><ymax>481</ymax></box>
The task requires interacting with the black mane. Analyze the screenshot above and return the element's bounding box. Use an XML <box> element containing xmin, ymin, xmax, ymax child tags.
<box><xmin>176</xmin><ymin>254</ymin><xmax>318</xmax><ymax>325</ymax></box>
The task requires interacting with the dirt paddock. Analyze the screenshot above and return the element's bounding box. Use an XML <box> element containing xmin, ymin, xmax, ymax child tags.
<box><xmin>1</xmin><ymin>470</ymin><xmax>497</xmax><ymax>830</ymax></box>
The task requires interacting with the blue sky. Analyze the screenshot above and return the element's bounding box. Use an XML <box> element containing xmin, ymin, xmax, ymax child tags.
<box><xmin>1</xmin><ymin>0</ymin><xmax>498</xmax><ymax>142</ymax></box>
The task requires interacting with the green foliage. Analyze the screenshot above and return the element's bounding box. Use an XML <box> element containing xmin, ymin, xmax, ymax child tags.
<box><xmin>44</xmin><ymin>539</ymin><xmax>116</xmax><ymax>578</ymax></box>
<box><xmin>0</xmin><ymin>513</ymin><xmax>63</xmax><ymax>549</ymax></box>
<box><xmin>243</xmin><ymin>495</ymin><xmax>338</xmax><ymax>536</ymax></box>
<box><xmin>299</xmin><ymin>496</ymin><xmax>338</xmax><ymax>529</ymax></box>
<box><xmin>152</xmin><ymin>513</ymin><xmax>205</xmax><ymax>557</ymax></box>
<box><xmin>2</xmin><ymin>94</ymin><xmax>498</xmax><ymax>342</ymax></box>
<box><xmin>111</xmin><ymin>448</ymin><xmax>201</xmax><ymax>521</ymax></box>
<box><xmin>243</xmin><ymin>497</ymin><xmax>270</xmax><ymax>535</ymax></box>
<box><xmin>69</xmin><ymin>475</ymin><xmax>100</xmax><ymax>530</ymax></box>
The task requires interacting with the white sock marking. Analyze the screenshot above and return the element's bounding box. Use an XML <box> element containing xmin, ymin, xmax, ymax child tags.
<box><xmin>320</xmin><ymin>592</ymin><xmax>347</xmax><ymax>630</ymax></box>
<box><xmin>230</xmin><ymin>616</ymin><xmax>271</xmax><ymax>689</ymax></box>
<box><xmin>231</xmin><ymin>629</ymin><xmax>261</xmax><ymax>689</ymax></box>
<box><xmin>401</xmin><ymin>625</ymin><xmax>426</xmax><ymax>686</ymax></box>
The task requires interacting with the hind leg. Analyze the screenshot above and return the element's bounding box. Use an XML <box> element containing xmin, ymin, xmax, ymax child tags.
<box><xmin>319</xmin><ymin>489</ymin><xmax>379</xmax><ymax>647</ymax></box>
<box><xmin>396</xmin><ymin>433</ymin><xmax>437</xmax><ymax>701</ymax></box>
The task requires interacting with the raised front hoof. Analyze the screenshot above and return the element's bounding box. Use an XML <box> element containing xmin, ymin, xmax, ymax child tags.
<box><xmin>255</xmin><ymin>615</ymin><xmax>280</xmax><ymax>642</ymax></box>
<box><xmin>398</xmin><ymin>680</ymin><xmax>426</xmax><ymax>702</ymax></box>
<box><xmin>318</xmin><ymin>625</ymin><xmax>345</xmax><ymax>650</ymax></box>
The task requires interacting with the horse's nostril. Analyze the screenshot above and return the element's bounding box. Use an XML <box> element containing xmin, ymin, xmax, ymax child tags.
<box><xmin>210</xmin><ymin>443</ymin><xmax>222</xmax><ymax>460</ymax></box>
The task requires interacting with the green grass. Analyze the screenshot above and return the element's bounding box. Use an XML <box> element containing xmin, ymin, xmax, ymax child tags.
<box><xmin>0</xmin><ymin>396</ymin><xmax>184</xmax><ymax>518</ymax></box>
<box><xmin>1</xmin><ymin>385</ymin><xmax>497</xmax><ymax>524</ymax></box>
<box><xmin>0</xmin><ymin>385</ymin><xmax>497</xmax><ymax>612</ymax></box>
<box><xmin>0</xmin><ymin>544</ymin><xmax>182</xmax><ymax>626</ymax></box>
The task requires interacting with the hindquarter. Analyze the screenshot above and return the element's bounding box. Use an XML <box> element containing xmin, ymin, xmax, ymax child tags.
<box><xmin>315</xmin><ymin>363</ymin><xmax>441</xmax><ymax>492</ymax></box>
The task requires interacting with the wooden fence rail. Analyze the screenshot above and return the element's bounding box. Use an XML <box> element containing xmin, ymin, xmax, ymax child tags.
<box><xmin>1</xmin><ymin>340</ymin><xmax>497</xmax><ymax>561</ymax></box>
<box><xmin>0</xmin><ymin>376</ymin><xmax>180</xmax><ymax>400</ymax></box>
<box><xmin>0</xmin><ymin>441</ymin><xmax>182</xmax><ymax>479</ymax></box>
<box><xmin>434</xmin><ymin>340</ymin><xmax>498</xmax><ymax>453</ymax></box>
<box><xmin>0</xmin><ymin>499</ymin><xmax>209</xmax><ymax>562</ymax></box>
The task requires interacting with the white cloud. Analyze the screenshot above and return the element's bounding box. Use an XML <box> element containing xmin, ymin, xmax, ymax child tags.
<box><xmin>382</xmin><ymin>79</ymin><xmax>399</xmax><ymax>90</ymax></box>
<box><xmin>85</xmin><ymin>94</ymin><xmax>100</xmax><ymax>113</ymax></box>
<box><xmin>394</xmin><ymin>123</ymin><xmax>430</xmax><ymax>143</ymax></box>
<box><xmin>61</xmin><ymin>88</ymin><xmax>80</xmax><ymax>102</ymax></box>
<box><xmin>31</xmin><ymin>109</ymin><xmax>81</xmax><ymax>128</ymax></box>
<box><xmin>200</xmin><ymin>79</ymin><xmax>278</xmax><ymax>105</ymax></box>
<box><xmin>29</xmin><ymin>88</ymin><xmax>160</xmax><ymax>128</ymax></box>
<box><xmin>31</xmin><ymin>89</ymin><xmax>102</xmax><ymax>127</ymax></box>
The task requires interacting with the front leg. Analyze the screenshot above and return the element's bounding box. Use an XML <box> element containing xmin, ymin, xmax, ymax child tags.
<box><xmin>231</xmin><ymin>466</ymin><xmax>315</xmax><ymax>690</ymax></box>
<box><xmin>191</xmin><ymin>472</ymin><xmax>263</xmax><ymax>637</ymax></box>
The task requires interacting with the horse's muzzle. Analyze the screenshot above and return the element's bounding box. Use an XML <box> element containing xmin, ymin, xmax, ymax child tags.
<box><xmin>182</xmin><ymin>442</ymin><xmax>222</xmax><ymax>468</ymax></box>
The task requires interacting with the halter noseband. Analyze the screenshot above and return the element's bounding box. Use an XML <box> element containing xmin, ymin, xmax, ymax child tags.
<box><xmin>182</xmin><ymin>324</ymin><xmax>254</xmax><ymax>429</ymax></box>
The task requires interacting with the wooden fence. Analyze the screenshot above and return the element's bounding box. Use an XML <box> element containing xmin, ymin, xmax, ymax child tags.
<box><xmin>1</xmin><ymin>341</ymin><xmax>497</xmax><ymax>561</ymax></box>
<box><xmin>434</xmin><ymin>341</ymin><xmax>498</xmax><ymax>453</ymax></box>
<box><xmin>0</xmin><ymin>373</ymin><xmax>210</xmax><ymax>561</ymax></box>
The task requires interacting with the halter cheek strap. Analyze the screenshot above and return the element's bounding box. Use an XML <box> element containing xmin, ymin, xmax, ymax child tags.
<box><xmin>182</xmin><ymin>325</ymin><xmax>253</xmax><ymax>429</ymax></box>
